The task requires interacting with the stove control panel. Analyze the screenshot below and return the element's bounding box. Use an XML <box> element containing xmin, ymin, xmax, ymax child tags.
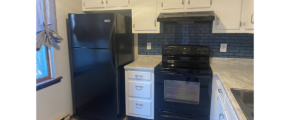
<box><xmin>162</xmin><ymin>45</ymin><xmax>210</xmax><ymax>55</ymax></box>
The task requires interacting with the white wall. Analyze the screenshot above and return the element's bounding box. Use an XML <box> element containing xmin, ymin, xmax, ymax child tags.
<box><xmin>36</xmin><ymin>0</ymin><xmax>83</xmax><ymax>120</ymax></box>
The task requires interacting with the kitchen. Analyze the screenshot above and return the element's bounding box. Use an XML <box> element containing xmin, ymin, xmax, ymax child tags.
<box><xmin>35</xmin><ymin>0</ymin><xmax>255</xmax><ymax>120</ymax></box>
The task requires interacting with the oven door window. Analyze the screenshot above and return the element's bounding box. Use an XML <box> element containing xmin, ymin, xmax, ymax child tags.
<box><xmin>164</xmin><ymin>80</ymin><xmax>200</xmax><ymax>104</ymax></box>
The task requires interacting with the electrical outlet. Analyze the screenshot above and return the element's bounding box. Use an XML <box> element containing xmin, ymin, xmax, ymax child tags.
<box><xmin>220</xmin><ymin>43</ymin><xmax>227</xmax><ymax>52</ymax></box>
<box><xmin>147</xmin><ymin>42</ymin><xmax>151</xmax><ymax>50</ymax></box>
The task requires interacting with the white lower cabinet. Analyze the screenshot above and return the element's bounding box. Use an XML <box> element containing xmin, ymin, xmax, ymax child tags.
<box><xmin>211</xmin><ymin>74</ymin><xmax>238</xmax><ymax>120</ymax></box>
<box><xmin>125</xmin><ymin>70</ymin><xmax>154</xmax><ymax>119</ymax></box>
<box><xmin>128</xmin><ymin>99</ymin><xmax>152</xmax><ymax>117</ymax></box>
<box><xmin>128</xmin><ymin>81</ymin><xmax>152</xmax><ymax>98</ymax></box>
<box><xmin>216</xmin><ymin>94</ymin><xmax>228</xmax><ymax>120</ymax></box>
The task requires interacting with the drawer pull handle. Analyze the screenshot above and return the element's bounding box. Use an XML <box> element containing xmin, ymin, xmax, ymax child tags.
<box><xmin>218</xmin><ymin>89</ymin><xmax>222</xmax><ymax>93</ymax></box>
<box><xmin>135</xmin><ymin>75</ymin><xmax>143</xmax><ymax>77</ymax></box>
<box><xmin>135</xmin><ymin>85</ymin><xmax>143</xmax><ymax>88</ymax></box>
<box><xmin>219</xmin><ymin>113</ymin><xmax>224</xmax><ymax>120</ymax></box>
<box><xmin>136</xmin><ymin>103</ymin><xmax>143</xmax><ymax>106</ymax></box>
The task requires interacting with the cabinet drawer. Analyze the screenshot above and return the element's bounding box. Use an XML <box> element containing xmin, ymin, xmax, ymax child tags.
<box><xmin>127</xmin><ymin>71</ymin><xmax>152</xmax><ymax>81</ymax></box>
<box><xmin>217</xmin><ymin>80</ymin><xmax>226</xmax><ymax>103</ymax></box>
<box><xmin>128</xmin><ymin>99</ymin><xmax>152</xmax><ymax>117</ymax></box>
<box><xmin>216</xmin><ymin>95</ymin><xmax>228</xmax><ymax>120</ymax></box>
<box><xmin>224</xmin><ymin>96</ymin><xmax>238</xmax><ymax>120</ymax></box>
<box><xmin>128</xmin><ymin>81</ymin><xmax>152</xmax><ymax>98</ymax></box>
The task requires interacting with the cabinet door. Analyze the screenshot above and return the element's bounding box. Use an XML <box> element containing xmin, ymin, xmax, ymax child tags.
<box><xmin>187</xmin><ymin>0</ymin><xmax>211</xmax><ymax>9</ymax></box>
<box><xmin>128</xmin><ymin>99</ymin><xmax>152</xmax><ymax>117</ymax></box>
<box><xmin>241</xmin><ymin>0</ymin><xmax>254</xmax><ymax>30</ymax></box>
<box><xmin>83</xmin><ymin>0</ymin><xmax>105</xmax><ymax>9</ymax></box>
<box><xmin>106</xmin><ymin>0</ymin><xmax>129</xmax><ymax>8</ymax></box>
<box><xmin>133</xmin><ymin>0</ymin><xmax>157</xmax><ymax>31</ymax></box>
<box><xmin>162</xmin><ymin>0</ymin><xmax>184</xmax><ymax>10</ymax></box>
<box><xmin>215</xmin><ymin>0</ymin><xmax>242</xmax><ymax>30</ymax></box>
<box><xmin>216</xmin><ymin>95</ymin><xmax>228</xmax><ymax>120</ymax></box>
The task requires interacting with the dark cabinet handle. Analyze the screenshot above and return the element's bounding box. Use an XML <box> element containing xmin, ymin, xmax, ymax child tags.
<box><xmin>218</xmin><ymin>89</ymin><xmax>222</xmax><ymax>93</ymax></box>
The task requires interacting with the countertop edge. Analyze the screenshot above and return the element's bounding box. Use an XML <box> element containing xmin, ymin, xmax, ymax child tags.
<box><xmin>213</xmin><ymin>72</ymin><xmax>246</xmax><ymax>120</ymax></box>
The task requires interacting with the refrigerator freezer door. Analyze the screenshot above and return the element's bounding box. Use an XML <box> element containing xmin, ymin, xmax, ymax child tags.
<box><xmin>72</xmin><ymin>48</ymin><xmax>118</xmax><ymax>119</ymax></box>
<box><xmin>68</xmin><ymin>13</ymin><xmax>115</xmax><ymax>49</ymax></box>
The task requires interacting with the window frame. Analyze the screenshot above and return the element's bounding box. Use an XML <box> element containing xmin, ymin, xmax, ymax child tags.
<box><xmin>36</xmin><ymin>0</ymin><xmax>62</xmax><ymax>91</ymax></box>
<box><xmin>36</xmin><ymin>46</ymin><xmax>53</xmax><ymax>83</ymax></box>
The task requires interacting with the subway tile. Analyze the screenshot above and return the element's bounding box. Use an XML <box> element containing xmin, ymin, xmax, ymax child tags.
<box><xmin>234</xmin><ymin>53</ymin><xmax>245</xmax><ymax>56</ymax></box>
<box><xmin>209</xmin><ymin>43</ymin><xmax>219</xmax><ymax>46</ymax></box>
<box><xmin>235</xmin><ymin>47</ymin><xmax>246</xmax><ymax>50</ymax></box>
<box><xmin>147</xmin><ymin>53</ymin><xmax>155</xmax><ymax>55</ymax></box>
<box><xmin>230</xmin><ymin>37</ymin><xmax>240</xmax><ymax>40</ymax></box>
<box><xmin>236</xmin><ymin>34</ymin><xmax>248</xmax><ymax>36</ymax></box>
<box><xmin>223</xmin><ymin>53</ymin><xmax>235</xmax><ymax>55</ymax></box>
<box><xmin>218</xmin><ymin>55</ymin><xmax>229</xmax><ymax>58</ymax></box>
<box><xmin>214</xmin><ymin>40</ymin><xmax>225</xmax><ymax>42</ymax></box>
<box><xmin>229</xmin><ymin>43</ymin><xmax>240</xmax><ymax>46</ymax></box>
<box><xmin>228</xmin><ymin>56</ymin><xmax>240</xmax><ymax>58</ymax></box>
<box><xmin>225</xmin><ymin>40</ymin><xmax>236</xmax><ymax>43</ymax></box>
<box><xmin>229</xmin><ymin>50</ymin><xmax>239</xmax><ymax>53</ymax></box>
<box><xmin>245</xmin><ymin>53</ymin><xmax>253</xmax><ymax>56</ymax></box>
<box><xmin>240</xmin><ymin>50</ymin><xmax>251</xmax><ymax>53</ymax></box>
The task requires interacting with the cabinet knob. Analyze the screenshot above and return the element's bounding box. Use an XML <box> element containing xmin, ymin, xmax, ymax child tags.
<box><xmin>135</xmin><ymin>75</ymin><xmax>143</xmax><ymax>77</ymax></box>
<box><xmin>136</xmin><ymin>103</ymin><xmax>143</xmax><ymax>106</ymax></box>
<box><xmin>188</xmin><ymin>0</ymin><xmax>190</xmax><ymax>4</ymax></box>
<box><xmin>218</xmin><ymin>89</ymin><xmax>222</xmax><ymax>93</ymax></box>
<box><xmin>251</xmin><ymin>14</ymin><xmax>254</xmax><ymax>24</ymax></box>
<box><xmin>135</xmin><ymin>85</ymin><xmax>143</xmax><ymax>88</ymax></box>
<box><xmin>219</xmin><ymin>113</ymin><xmax>224</xmax><ymax>120</ymax></box>
<box><xmin>216</xmin><ymin>16</ymin><xmax>220</xmax><ymax>25</ymax></box>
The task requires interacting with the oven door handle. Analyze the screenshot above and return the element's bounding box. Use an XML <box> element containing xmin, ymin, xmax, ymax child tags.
<box><xmin>155</xmin><ymin>72</ymin><xmax>211</xmax><ymax>77</ymax></box>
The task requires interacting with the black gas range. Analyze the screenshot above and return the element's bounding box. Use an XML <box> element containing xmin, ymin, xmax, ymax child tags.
<box><xmin>154</xmin><ymin>45</ymin><xmax>213</xmax><ymax>120</ymax></box>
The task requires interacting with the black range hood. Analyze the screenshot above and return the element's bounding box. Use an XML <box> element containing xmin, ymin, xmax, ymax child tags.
<box><xmin>157</xmin><ymin>11</ymin><xmax>215</xmax><ymax>23</ymax></box>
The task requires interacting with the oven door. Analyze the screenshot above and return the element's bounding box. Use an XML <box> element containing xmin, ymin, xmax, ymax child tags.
<box><xmin>154</xmin><ymin>72</ymin><xmax>212</xmax><ymax>120</ymax></box>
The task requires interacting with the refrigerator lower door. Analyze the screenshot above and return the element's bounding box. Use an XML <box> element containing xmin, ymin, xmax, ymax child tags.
<box><xmin>72</xmin><ymin>48</ymin><xmax>119</xmax><ymax>120</ymax></box>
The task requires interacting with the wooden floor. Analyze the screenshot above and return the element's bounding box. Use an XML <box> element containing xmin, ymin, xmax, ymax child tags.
<box><xmin>71</xmin><ymin>116</ymin><xmax>149</xmax><ymax>120</ymax></box>
<box><xmin>123</xmin><ymin>116</ymin><xmax>149</xmax><ymax>120</ymax></box>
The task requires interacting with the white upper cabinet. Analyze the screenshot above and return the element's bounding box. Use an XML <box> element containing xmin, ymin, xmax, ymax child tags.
<box><xmin>83</xmin><ymin>0</ymin><xmax>105</xmax><ymax>9</ymax></box>
<box><xmin>82</xmin><ymin>0</ymin><xmax>131</xmax><ymax>11</ymax></box>
<box><xmin>241</xmin><ymin>0</ymin><xmax>254</xmax><ymax>30</ymax></box>
<box><xmin>106</xmin><ymin>0</ymin><xmax>130</xmax><ymax>8</ymax></box>
<box><xmin>212</xmin><ymin>0</ymin><xmax>254</xmax><ymax>33</ymax></box>
<box><xmin>216</xmin><ymin>0</ymin><xmax>242</xmax><ymax>30</ymax></box>
<box><xmin>187</xmin><ymin>0</ymin><xmax>211</xmax><ymax>9</ymax></box>
<box><xmin>132</xmin><ymin>0</ymin><xmax>160</xmax><ymax>33</ymax></box>
<box><xmin>162</xmin><ymin>0</ymin><xmax>184</xmax><ymax>10</ymax></box>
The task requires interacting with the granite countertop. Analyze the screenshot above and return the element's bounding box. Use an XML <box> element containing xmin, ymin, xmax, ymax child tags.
<box><xmin>210</xmin><ymin>57</ymin><xmax>253</xmax><ymax>120</ymax></box>
<box><xmin>124</xmin><ymin>55</ymin><xmax>253</xmax><ymax>120</ymax></box>
<box><xmin>124</xmin><ymin>55</ymin><xmax>162</xmax><ymax>71</ymax></box>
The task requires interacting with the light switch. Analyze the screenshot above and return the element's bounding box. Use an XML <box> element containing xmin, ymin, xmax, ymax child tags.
<box><xmin>147</xmin><ymin>42</ymin><xmax>151</xmax><ymax>50</ymax></box>
<box><xmin>220</xmin><ymin>43</ymin><xmax>227</xmax><ymax>52</ymax></box>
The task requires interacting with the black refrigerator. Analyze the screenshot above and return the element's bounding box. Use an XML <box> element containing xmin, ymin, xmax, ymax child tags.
<box><xmin>67</xmin><ymin>13</ymin><xmax>134</xmax><ymax>120</ymax></box>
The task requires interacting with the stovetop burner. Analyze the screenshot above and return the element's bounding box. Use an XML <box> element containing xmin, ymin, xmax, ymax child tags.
<box><xmin>155</xmin><ymin>45</ymin><xmax>212</xmax><ymax>75</ymax></box>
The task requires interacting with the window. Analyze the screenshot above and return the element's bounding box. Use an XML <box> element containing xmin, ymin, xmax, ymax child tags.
<box><xmin>36</xmin><ymin>45</ymin><xmax>52</xmax><ymax>83</ymax></box>
<box><xmin>36</xmin><ymin>0</ymin><xmax>62</xmax><ymax>91</ymax></box>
